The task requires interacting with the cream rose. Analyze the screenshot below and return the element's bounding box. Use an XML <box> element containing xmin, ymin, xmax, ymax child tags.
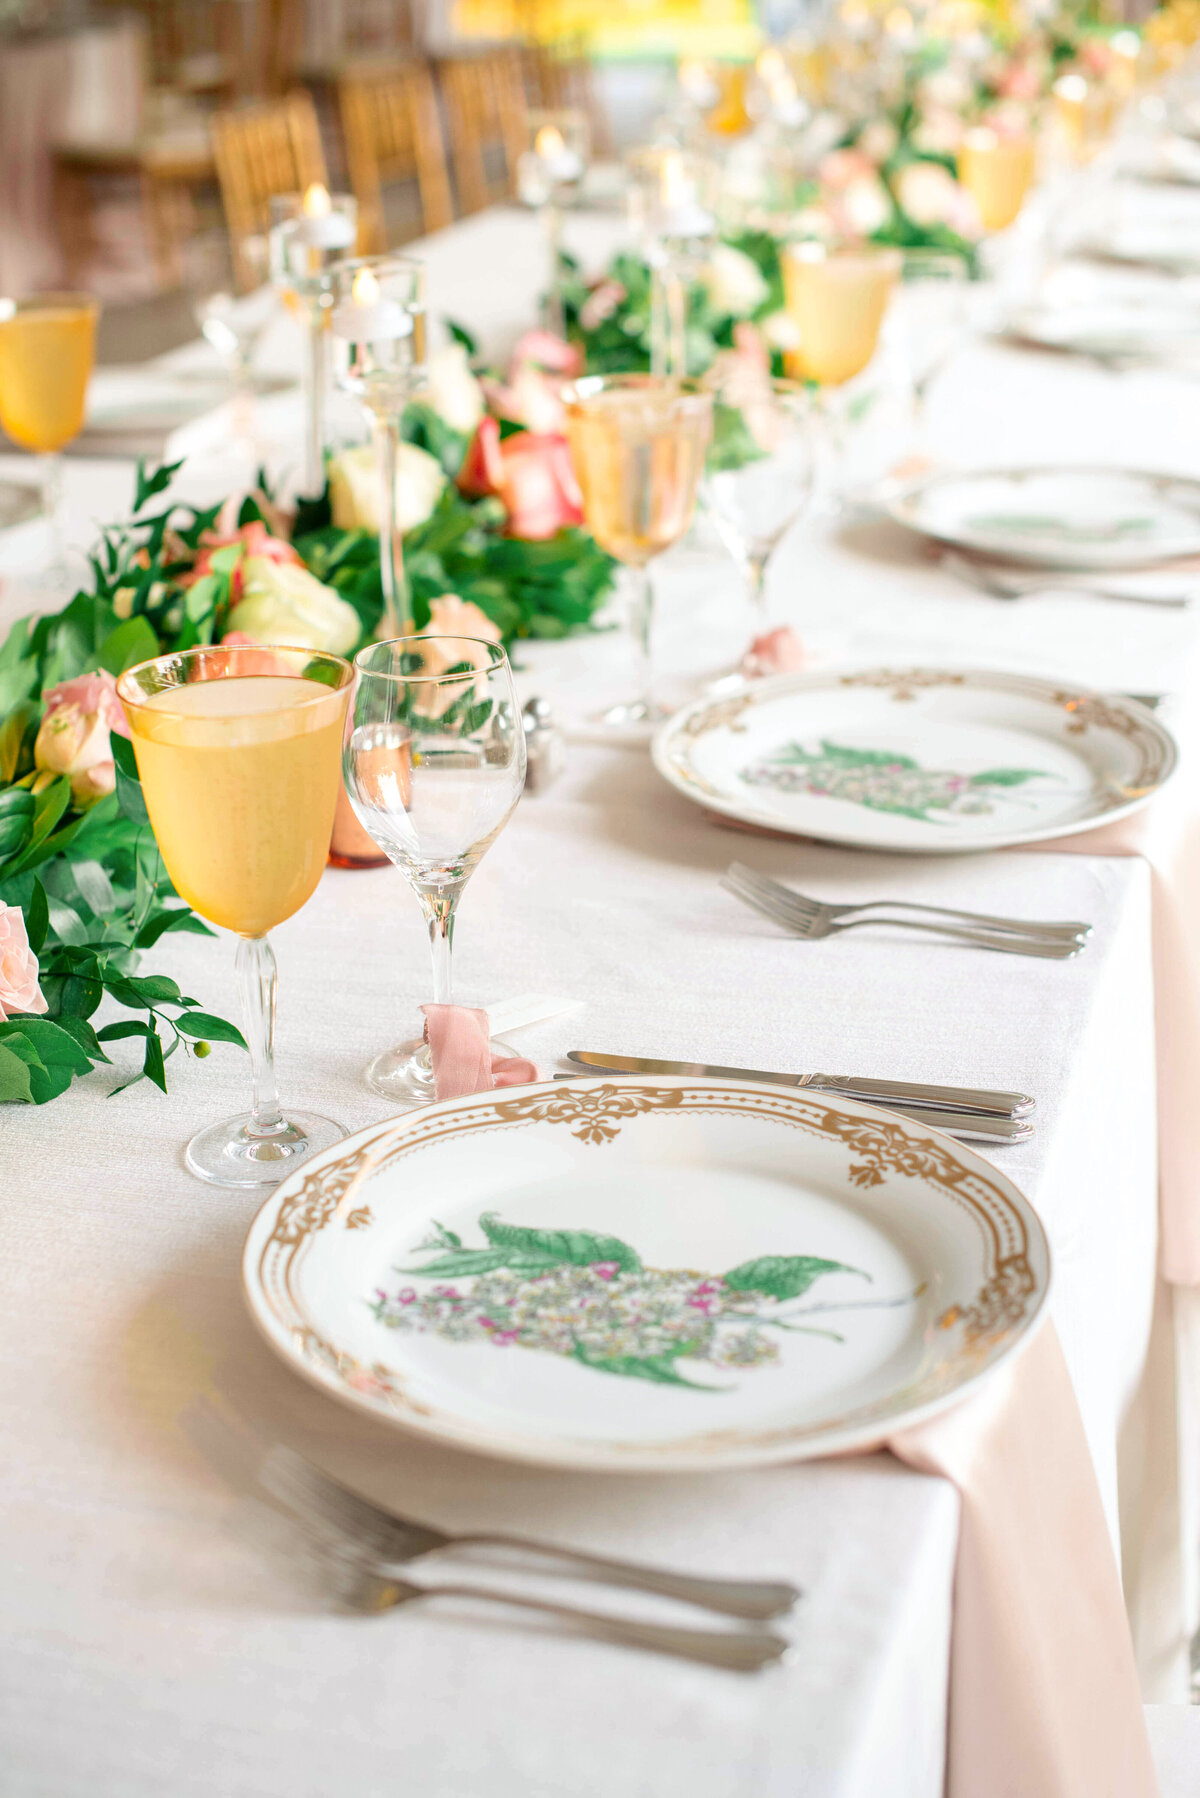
<box><xmin>426</xmin><ymin>343</ymin><xmax>485</xmax><ymax>434</ymax></box>
<box><xmin>226</xmin><ymin>558</ymin><xmax>361</xmax><ymax>655</ymax></box>
<box><xmin>34</xmin><ymin>669</ymin><xmax>131</xmax><ymax>808</ymax></box>
<box><xmin>703</xmin><ymin>244</ymin><xmax>769</xmax><ymax>318</ymax></box>
<box><xmin>328</xmin><ymin>442</ymin><xmax>447</xmax><ymax>536</ymax></box>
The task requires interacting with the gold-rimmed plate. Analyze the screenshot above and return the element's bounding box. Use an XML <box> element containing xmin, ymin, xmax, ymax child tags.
<box><xmin>242</xmin><ymin>1077</ymin><xmax>1050</xmax><ymax>1473</ymax></box>
<box><xmin>652</xmin><ymin>668</ymin><xmax>1176</xmax><ymax>854</ymax></box>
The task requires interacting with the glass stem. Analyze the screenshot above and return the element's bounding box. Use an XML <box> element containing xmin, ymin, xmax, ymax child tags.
<box><xmin>421</xmin><ymin>883</ymin><xmax>462</xmax><ymax>1007</ymax></box>
<box><xmin>542</xmin><ymin>201</ymin><xmax>565</xmax><ymax>337</ymax></box>
<box><xmin>649</xmin><ymin>258</ymin><xmax>687</xmax><ymax>378</ymax></box>
<box><xmin>373</xmin><ymin>414</ymin><xmax>412</xmax><ymax>637</ymax></box>
<box><xmin>628</xmin><ymin>563</ymin><xmax>655</xmax><ymax>716</ymax></box>
<box><xmin>237</xmin><ymin>934</ymin><xmax>284</xmax><ymax>1136</ymax></box>
<box><xmin>746</xmin><ymin>551</ymin><xmax>769</xmax><ymax>628</ymax></box>
<box><xmin>301</xmin><ymin>303</ymin><xmax>327</xmax><ymax>498</ymax></box>
<box><xmin>41</xmin><ymin>451</ymin><xmax>64</xmax><ymax>572</ymax></box>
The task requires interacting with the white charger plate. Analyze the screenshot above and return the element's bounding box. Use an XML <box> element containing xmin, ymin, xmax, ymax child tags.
<box><xmin>243</xmin><ymin>1076</ymin><xmax>1050</xmax><ymax>1472</ymax></box>
<box><xmin>652</xmin><ymin>668</ymin><xmax>1175</xmax><ymax>853</ymax></box>
<box><xmin>887</xmin><ymin>465</ymin><xmax>1200</xmax><ymax>568</ymax></box>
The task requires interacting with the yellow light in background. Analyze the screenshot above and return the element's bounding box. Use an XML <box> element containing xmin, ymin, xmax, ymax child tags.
<box><xmin>535</xmin><ymin>125</ymin><xmax>566</xmax><ymax>158</ymax></box>
<box><xmin>351</xmin><ymin>266</ymin><xmax>381</xmax><ymax>306</ymax></box>
<box><xmin>302</xmin><ymin>183</ymin><xmax>332</xmax><ymax>218</ymax></box>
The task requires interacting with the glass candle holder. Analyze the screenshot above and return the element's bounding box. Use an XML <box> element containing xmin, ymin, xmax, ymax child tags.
<box><xmin>331</xmin><ymin>255</ymin><xmax>426</xmax><ymax>642</ymax></box>
<box><xmin>269</xmin><ymin>184</ymin><xmax>358</xmax><ymax>498</ymax></box>
<box><xmin>627</xmin><ymin>146</ymin><xmax>717</xmax><ymax>377</ymax></box>
<box><xmin>517</xmin><ymin>110</ymin><xmax>589</xmax><ymax>335</ymax></box>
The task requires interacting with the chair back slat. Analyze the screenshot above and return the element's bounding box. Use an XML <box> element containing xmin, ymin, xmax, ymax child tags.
<box><xmin>438</xmin><ymin>49</ymin><xmax>527</xmax><ymax>216</ymax></box>
<box><xmin>212</xmin><ymin>91</ymin><xmax>329</xmax><ymax>285</ymax></box>
<box><xmin>340</xmin><ymin>60</ymin><xmax>454</xmax><ymax>251</ymax></box>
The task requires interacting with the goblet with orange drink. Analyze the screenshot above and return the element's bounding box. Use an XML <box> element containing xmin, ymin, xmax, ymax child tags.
<box><xmin>118</xmin><ymin>645</ymin><xmax>353</xmax><ymax>1188</ymax></box>
<box><xmin>0</xmin><ymin>292</ymin><xmax>98</xmax><ymax>576</ymax></box>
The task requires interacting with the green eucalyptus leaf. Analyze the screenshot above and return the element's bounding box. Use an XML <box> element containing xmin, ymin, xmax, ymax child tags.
<box><xmin>172</xmin><ymin>1011</ymin><xmax>247</xmax><ymax>1048</ymax></box>
<box><xmin>97</xmin><ymin>616</ymin><xmax>160</xmax><ymax>676</ymax></box>
<box><xmin>23</xmin><ymin>877</ymin><xmax>49</xmax><ymax>954</ymax></box>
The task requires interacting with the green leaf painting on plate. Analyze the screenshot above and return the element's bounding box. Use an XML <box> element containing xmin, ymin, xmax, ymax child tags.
<box><xmin>740</xmin><ymin>740</ymin><xmax>1050</xmax><ymax>824</ymax></box>
<box><xmin>369</xmin><ymin>1213</ymin><xmax>906</xmax><ymax>1391</ymax></box>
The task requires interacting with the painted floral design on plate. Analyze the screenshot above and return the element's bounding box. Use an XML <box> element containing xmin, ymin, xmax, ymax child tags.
<box><xmin>739</xmin><ymin>740</ymin><xmax>1049</xmax><ymax>823</ymax></box>
<box><xmin>369</xmin><ymin>1213</ymin><xmax>910</xmax><ymax>1391</ymax></box>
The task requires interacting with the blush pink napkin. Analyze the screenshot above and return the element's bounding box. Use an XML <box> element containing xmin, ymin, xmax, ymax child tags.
<box><xmin>1027</xmin><ymin>806</ymin><xmax>1200</xmax><ymax>1286</ymax></box>
<box><xmin>742</xmin><ymin>626</ymin><xmax>808</xmax><ymax>680</ymax></box>
<box><xmin>885</xmin><ymin>1322</ymin><xmax>1158</xmax><ymax>1798</ymax></box>
<box><xmin>421</xmin><ymin>1004</ymin><xmax>538</xmax><ymax>1100</ymax></box>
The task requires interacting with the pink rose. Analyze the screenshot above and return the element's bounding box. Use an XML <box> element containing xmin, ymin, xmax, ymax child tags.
<box><xmin>510</xmin><ymin>330</ymin><xmax>583</xmax><ymax>377</ymax></box>
<box><xmin>999</xmin><ymin>63</ymin><xmax>1041</xmax><ymax>101</ymax></box>
<box><xmin>579</xmin><ymin>279</ymin><xmax>626</xmax><ymax>331</ymax></box>
<box><xmin>459</xmin><ymin>418</ymin><xmax>583</xmax><ymax>539</ymax></box>
<box><xmin>191</xmin><ymin>520</ymin><xmax>301</xmax><ymax>601</ymax></box>
<box><xmin>817</xmin><ymin>148</ymin><xmax>876</xmax><ymax>192</ymax></box>
<box><xmin>0</xmin><ymin>904</ymin><xmax>48</xmax><ymax>1019</ymax></box>
<box><xmin>34</xmin><ymin>668</ymin><xmax>131</xmax><ymax>808</ymax></box>
<box><xmin>483</xmin><ymin>362</ymin><xmax>567</xmax><ymax>435</ymax></box>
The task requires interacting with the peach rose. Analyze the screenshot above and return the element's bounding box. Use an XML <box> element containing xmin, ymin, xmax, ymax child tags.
<box><xmin>0</xmin><ymin>904</ymin><xmax>48</xmax><ymax>1019</ymax></box>
<box><xmin>34</xmin><ymin>669</ymin><xmax>131</xmax><ymax>808</ymax></box>
<box><xmin>412</xmin><ymin>594</ymin><xmax>503</xmax><ymax>717</ymax></box>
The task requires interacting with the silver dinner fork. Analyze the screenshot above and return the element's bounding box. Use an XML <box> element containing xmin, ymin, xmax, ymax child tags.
<box><xmin>262</xmin><ymin>1447</ymin><xmax>799</xmax><ymax>1622</ymax></box>
<box><xmin>340</xmin><ymin>1569</ymin><xmax>790</xmax><ymax>1672</ymax></box>
<box><xmin>941</xmin><ymin>551</ymin><xmax>1192</xmax><ymax>609</ymax></box>
<box><xmin>723</xmin><ymin>864</ymin><xmax>1089</xmax><ymax>958</ymax></box>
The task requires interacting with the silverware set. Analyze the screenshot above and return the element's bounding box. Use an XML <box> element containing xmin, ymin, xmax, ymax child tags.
<box><xmin>259</xmin><ymin>1445</ymin><xmax>795</xmax><ymax>1672</ymax></box>
<box><xmin>564</xmin><ymin>1052</ymin><xmax>1034</xmax><ymax>1144</ymax></box>
<box><xmin>723</xmin><ymin>863</ymin><xmax>1091</xmax><ymax>960</ymax></box>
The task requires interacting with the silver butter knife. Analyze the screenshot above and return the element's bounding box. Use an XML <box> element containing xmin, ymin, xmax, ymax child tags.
<box><xmin>566</xmin><ymin>1052</ymin><xmax>1034</xmax><ymax>1119</ymax></box>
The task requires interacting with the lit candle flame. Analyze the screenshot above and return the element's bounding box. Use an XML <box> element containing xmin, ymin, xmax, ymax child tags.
<box><xmin>352</xmin><ymin>265</ymin><xmax>381</xmax><ymax>306</ymax></box>
<box><xmin>302</xmin><ymin>183</ymin><xmax>331</xmax><ymax>218</ymax></box>
<box><xmin>535</xmin><ymin>125</ymin><xmax>565</xmax><ymax>160</ymax></box>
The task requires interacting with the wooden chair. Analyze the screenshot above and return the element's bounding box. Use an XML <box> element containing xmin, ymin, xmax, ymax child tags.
<box><xmin>211</xmin><ymin>91</ymin><xmax>328</xmax><ymax>287</ymax></box>
<box><xmin>53</xmin><ymin>119</ymin><xmax>217</xmax><ymax>293</ymax></box>
<box><xmin>339</xmin><ymin>60</ymin><xmax>454</xmax><ymax>251</ymax></box>
<box><xmin>438</xmin><ymin>49</ymin><xmax>528</xmax><ymax>216</ymax></box>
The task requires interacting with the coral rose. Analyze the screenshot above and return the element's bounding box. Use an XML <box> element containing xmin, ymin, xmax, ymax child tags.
<box><xmin>0</xmin><ymin>904</ymin><xmax>47</xmax><ymax>1019</ymax></box>
<box><xmin>458</xmin><ymin>418</ymin><xmax>582</xmax><ymax>540</ymax></box>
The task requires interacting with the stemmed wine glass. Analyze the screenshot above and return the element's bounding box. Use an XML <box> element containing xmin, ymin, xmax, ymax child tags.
<box><xmin>117</xmin><ymin>645</ymin><xmax>353</xmax><ymax>1187</ymax></box>
<box><xmin>564</xmin><ymin>374</ymin><xmax>713</xmax><ymax>727</ymax></box>
<box><xmin>701</xmin><ymin>376</ymin><xmax>815</xmax><ymax>666</ymax></box>
<box><xmin>343</xmin><ymin>635</ymin><xmax>526</xmax><ymax>1104</ymax></box>
<box><xmin>894</xmin><ymin>250</ymin><xmax>970</xmax><ymax>448</ymax></box>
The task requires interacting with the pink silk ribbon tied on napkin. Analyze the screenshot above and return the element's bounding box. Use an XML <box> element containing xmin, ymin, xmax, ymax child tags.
<box><xmin>421</xmin><ymin>1004</ymin><xmax>538</xmax><ymax>1100</ymax></box>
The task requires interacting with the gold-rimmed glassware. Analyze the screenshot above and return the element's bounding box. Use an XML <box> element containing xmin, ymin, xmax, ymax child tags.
<box><xmin>564</xmin><ymin>374</ymin><xmax>713</xmax><ymax>727</ymax></box>
<box><xmin>0</xmin><ymin>291</ymin><xmax>99</xmax><ymax>579</ymax></box>
<box><xmin>117</xmin><ymin>645</ymin><xmax>353</xmax><ymax>1187</ymax></box>
<box><xmin>343</xmin><ymin>635</ymin><xmax>526</xmax><ymax>1104</ymax></box>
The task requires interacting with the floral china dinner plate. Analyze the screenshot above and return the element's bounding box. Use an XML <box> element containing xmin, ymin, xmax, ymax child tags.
<box><xmin>652</xmin><ymin>668</ymin><xmax>1175</xmax><ymax>853</ymax></box>
<box><xmin>242</xmin><ymin>1077</ymin><xmax>1050</xmax><ymax>1473</ymax></box>
<box><xmin>886</xmin><ymin>466</ymin><xmax>1200</xmax><ymax>568</ymax></box>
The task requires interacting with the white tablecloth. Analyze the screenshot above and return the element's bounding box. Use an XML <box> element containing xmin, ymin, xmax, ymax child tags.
<box><xmin>1</xmin><ymin>189</ymin><xmax>1197</xmax><ymax>1793</ymax></box>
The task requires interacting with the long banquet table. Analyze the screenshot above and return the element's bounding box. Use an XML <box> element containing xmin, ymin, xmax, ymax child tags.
<box><xmin>2</xmin><ymin>195</ymin><xmax>1199</xmax><ymax>1793</ymax></box>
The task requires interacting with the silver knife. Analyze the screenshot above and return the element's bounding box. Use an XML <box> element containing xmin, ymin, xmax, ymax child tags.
<box><xmin>566</xmin><ymin>1052</ymin><xmax>1034</xmax><ymax>1119</ymax></box>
